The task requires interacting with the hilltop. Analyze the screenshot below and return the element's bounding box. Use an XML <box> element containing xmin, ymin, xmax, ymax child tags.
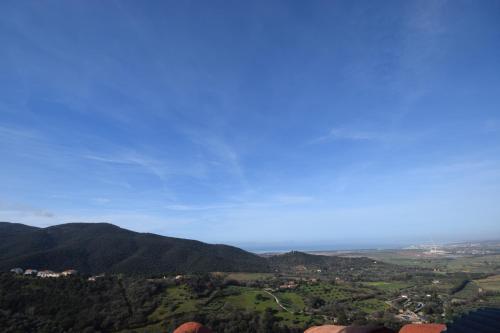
<box><xmin>0</xmin><ymin>222</ymin><xmax>269</xmax><ymax>274</ymax></box>
<box><xmin>0</xmin><ymin>222</ymin><xmax>406</xmax><ymax>278</ymax></box>
<box><xmin>267</xmin><ymin>250</ymin><xmax>406</xmax><ymax>280</ymax></box>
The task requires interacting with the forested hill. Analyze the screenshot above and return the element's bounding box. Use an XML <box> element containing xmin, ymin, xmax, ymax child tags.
<box><xmin>267</xmin><ymin>251</ymin><xmax>408</xmax><ymax>280</ymax></box>
<box><xmin>0</xmin><ymin>222</ymin><xmax>402</xmax><ymax>277</ymax></box>
<box><xmin>0</xmin><ymin>222</ymin><xmax>269</xmax><ymax>274</ymax></box>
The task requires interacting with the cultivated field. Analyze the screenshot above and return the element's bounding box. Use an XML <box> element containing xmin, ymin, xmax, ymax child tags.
<box><xmin>475</xmin><ymin>275</ymin><xmax>500</xmax><ymax>291</ymax></box>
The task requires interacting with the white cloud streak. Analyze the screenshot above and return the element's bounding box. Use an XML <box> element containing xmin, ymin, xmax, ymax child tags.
<box><xmin>84</xmin><ymin>152</ymin><xmax>170</xmax><ymax>181</ymax></box>
<box><xmin>0</xmin><ymin>200</ymin><xmax>55</xmax><ymax>219</ymax></box>
<box><xmin>308</xmin><ymin>127</ymin><xmax>386</xmax><ymax>144</ymax></box>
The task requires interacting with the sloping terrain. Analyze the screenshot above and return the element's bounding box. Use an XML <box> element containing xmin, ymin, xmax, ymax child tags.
<box><xmin>0</xmin><ymin>222</ymin><xmax>269</xmax><ymax>274</ymax></box>
<box><xmin>0</xmin><ymin>222</ymin><xmax>402</xmax><ymax>277</ymax></box>
<box><xmin>268</xmin><ymin>251</ymin><xmax>407</xmax><ymax>280</ymax></box>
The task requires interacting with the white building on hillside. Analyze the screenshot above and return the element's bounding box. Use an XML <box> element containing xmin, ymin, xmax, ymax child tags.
<box><xmin>61</xmin><ymin>269</ymin><xmax>78</xmax><ymax>276</ymax></box>
<box><xmin>10</xmin><ymin>268</ymin><xmax>23</xmax><ymax>274</ymax></box>
<box><xmin>37</xmin><ymin>270</ymin><xmax>60</xmax><ymax>278</ymax></box>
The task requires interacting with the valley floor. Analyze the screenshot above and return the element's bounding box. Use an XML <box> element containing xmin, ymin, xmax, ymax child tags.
<box><xmin>2</xmin><ymin>252</ymin><xmax>500</xmax><ymax>332</ymax></box>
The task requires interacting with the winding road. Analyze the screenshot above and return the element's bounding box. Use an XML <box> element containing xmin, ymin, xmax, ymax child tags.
<box><xmin>263</xmin><ymin>289</ymin><xmax>292</xmax><ymax>313</ymax></box>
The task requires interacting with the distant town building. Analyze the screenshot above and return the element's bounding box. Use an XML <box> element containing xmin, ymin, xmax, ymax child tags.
<box><xmin>10</xmin><ymin>268</ymin><xmax>23</xmax><ymax>274</ymax></box>
<box><xmin>37</xmin><ymin>270</ymin><xmax>60</xmax><ymax>278</ymax></box>
<box><xmin>24</xmin><ymin>269</ymin><xmax>38</xmax><ymax>276</ymax></box>
<box><xmin>279</xmin><ymin>281</ymin><xmax>298</xmax><ymax>290</ymax></box>
<box><xmin>88</xmin><ymin>274</ymin><xmax>105</xmax><ymax>282</ymax></box>
<box><xmin>61</xmin><ymin>269</ymin><xmax>78</xmax><ymax>276</ymax></box>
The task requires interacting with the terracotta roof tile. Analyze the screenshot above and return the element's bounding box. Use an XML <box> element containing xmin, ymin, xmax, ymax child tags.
<box><xmin>305</xmin><ymin>325</ymin><xmax>346</xmax><ymax>333</ymax></box>
<box><xmin>305</xmin><ymin>325</ymin><xmax>394</xmax><ymax>333</ymax></box>
<box><xmin>173</xmin><ymin>322</ymin><xmax>213</xmax><ymax>333</ymax></box>
<box><xmin>399</xmin><ymin>324</ymin><xmax>446</xmax><ymax>333</ymax></box>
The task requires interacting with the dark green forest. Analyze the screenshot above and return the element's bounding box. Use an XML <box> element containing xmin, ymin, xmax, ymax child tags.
<box><xmin>0</xmin><ymin>222</ymin><xmax>269</xmax><ymax>274</ymax></box>
<box><xmin>0</xmin><ymin>274</ymin><xmax>307</xmax><ymax>333</ymax></box>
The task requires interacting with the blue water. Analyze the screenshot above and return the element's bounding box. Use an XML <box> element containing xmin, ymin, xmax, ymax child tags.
<box><xmin>239</xmin><ymin>242</ymin><xmax>408</xmax><ymax>254</ymax></box>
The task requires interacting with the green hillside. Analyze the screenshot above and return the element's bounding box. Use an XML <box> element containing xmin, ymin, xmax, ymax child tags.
<box><xmin>0</xmin><ymin>222</ymin><xmax>269</xmax><ymax>274</ymax></box>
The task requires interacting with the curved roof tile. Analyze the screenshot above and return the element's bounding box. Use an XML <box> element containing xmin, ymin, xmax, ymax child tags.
<box><xmin>305</xmin><ymin>325</ymin><xmax>347</xmax><ymax>333</ymax></box>
<box><xmin>399</xmin><ymin>324</ymin><xmax>446</xmax><ymax>333</ymax></box>
<box><xmin>173</xmin><ymin>322</ymin><xmax>213</xmax><ymax>333</ymax></box>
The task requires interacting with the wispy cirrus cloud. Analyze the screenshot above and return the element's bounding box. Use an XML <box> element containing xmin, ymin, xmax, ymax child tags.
<box><xmin>0</xmin><ymin>200</ymin><xmax>55</xmax><ymax>219</ymax></box>
<box><xmin>407</xmin><ymin>160</ymin><xmax>500</xmax><ymax>179</ymax></box>
<box><xmin>84</xmin><ymin>152</ymin><xmax>170</xmax><ymax>181</ymax></box>
<box><xmin>0</xmin><ymin>124</ymin><xmax>41</xmax><ymax>142</ymax></box>
<box><xmin>307</xmin><ymin>125</ymin><xmax>431</xmax><ymax>146</ymax></box>
<box><xmin>181</xmin><ymin>128</ymin><xmax>245</xmax><ymax>181</ymax></box>
<box><xmin>164</xmin><ymin>203</ymin><xmax>236</xmax><ymax>211</ymax></box>
<box><xmin>308</xmin><ymin>127</ymin><xmax>386</xmax><ymax>144</ymax></box>
<box><xmin>164</xmin><ymin>194</ymin><xmax>315</xmax><ymax>212</ymax></box>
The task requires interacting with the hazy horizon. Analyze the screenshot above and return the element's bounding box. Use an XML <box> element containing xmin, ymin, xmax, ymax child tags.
<box><xmin>2</xmin><ymin>220</ymin><xmax>497</xmax><ymax>253</ymax></box>
<box><xmin>2</xmin><ymin>1</ymin><xmax>500</xmax><ymax>246</ymax></box>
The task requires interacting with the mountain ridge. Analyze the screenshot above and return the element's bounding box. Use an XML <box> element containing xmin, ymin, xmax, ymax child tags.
<box><xmin>0</xmin><ymin>222</ymin><xmax>394</xmax><ymax>278</ymax></box>
<box><xmin>0</xmin><ymin>221</ymin><xmax>270</xmax><ymax>274</ymax></box>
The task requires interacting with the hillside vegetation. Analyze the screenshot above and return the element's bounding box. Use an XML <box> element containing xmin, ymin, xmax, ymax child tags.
<box><xmin>0</xmin><ymin>222</ymin><xmax>412</xmax><ymax>278</ymax></box>
<box><xmin>268</xmin><ymin>251</ymin><xmax>411</xmax><ymax>281</ymax></box>
<box><xmin>0</xmin><ymin>222</ymin><xmax>269</xmax><ymax>274</ymax></box>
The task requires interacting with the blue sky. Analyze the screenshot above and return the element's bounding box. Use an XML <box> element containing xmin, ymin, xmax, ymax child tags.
<box><xmin>1</xmin><ymin>1</ymin><xmax>500</xmax><ymax>250</ymax></box>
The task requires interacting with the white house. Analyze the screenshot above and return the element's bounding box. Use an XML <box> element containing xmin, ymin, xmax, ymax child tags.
<box><xmin>61</xmin><ymin>269</ymin><xmax>78</xmax><ymax>276</ymax></box>
<box><xmin>10</xmin><ymin>268</ymin><xmax>23</xmax><ymax>274</ymax></box>
<box><xmin>37</xmin><ymin>270</ymin><xmax>60</xmax><ymax>278</ymax></box>
<box><xmin>24</xmin><ymin>269</ymin><xmax>38</xmax><ymax>276</ymax></box>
